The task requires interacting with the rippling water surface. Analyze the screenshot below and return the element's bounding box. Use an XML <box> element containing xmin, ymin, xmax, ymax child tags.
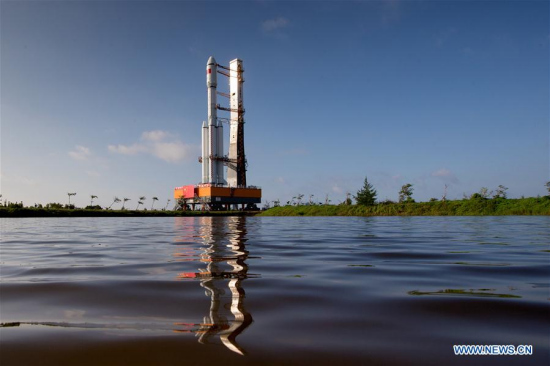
<box><xmin>1</xmin><ymin>216</ymin><xmax>549</xmax><ymax>365</ymax></box>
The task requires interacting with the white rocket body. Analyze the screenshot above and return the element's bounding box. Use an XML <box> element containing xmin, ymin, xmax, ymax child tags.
<box><xmin>202</xmin><ymin>121</ymin><xmax>209</xmax><ymax>183</ymax></box>
<box><xmin>217</xmin><ymin>120</ymin><xmax>225</xmax><ymax>184</ymax></box>
<box><xmin>205</xmin><ymin>56</ymin><xmax>225</xmax><ymax>185</ymax></box>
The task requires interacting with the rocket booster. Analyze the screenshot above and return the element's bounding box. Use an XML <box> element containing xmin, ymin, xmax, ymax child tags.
<box><xmin>202</xmin><ymin>121</ymin><xmax>209</xmax><ymax>183</ymax></box>
<box><xmin>204</xmin><ymin>56</ymin><xmax>225</xmax><ymax>185</ymax></box>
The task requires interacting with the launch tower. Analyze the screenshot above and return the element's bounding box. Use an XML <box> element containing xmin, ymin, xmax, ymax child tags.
<box><xmin>174</xmin><ymin>57</ymin><xmax>261</xmax><ymax>210</ymax></box>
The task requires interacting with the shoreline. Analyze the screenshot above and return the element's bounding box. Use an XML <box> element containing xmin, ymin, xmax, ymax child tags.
<box><xmin>259</xmin><ymin>197</ymin><xmax>550</xmax><ymax>216</ymax></box>
<box><xmin>0</xmin><ymin>207</ymin><xmax>259</xmax><ymax>218</ymax></box>
<box><xmin>2</xmin><ymin>197</ymin><xmax>549</xmax><ymax>217</ymax></box>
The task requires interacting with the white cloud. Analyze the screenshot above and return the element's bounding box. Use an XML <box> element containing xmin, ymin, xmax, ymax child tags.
<box><xmin>431</xmin><ymin>168</ymin><xmax>451</xmax><ymax>177</ymax></box>
<box><xmin>69</xmin><ymin>145</ymin><xmax>91</xmax><ymax>161</ymax></box>
<box><xmin>431</xmin><ymin>168</ymin><xmax>459</xmax><ymax>184</ymax></box>
<box><xmin>141</xmin><ymin>130</ymin><xmax>169</xmax><ymax>142</ymax></box>
<box><xmin>332</xmin><ymin>184</ymin><xmax>343</xmax><ymax>194</ymax></box>
<box><xmin>108</xmin><ymin>130</ymin><xmax>194</xmax><ymax>163</ymax></box>
<box><xmin>151</xmin><ymin>141</ymin><xmax>191</xmax><ymax>163</ymax></box>
<box><xmin>108</xmin><ymin>143</ymin><xmax>145</xmax><ymax>155</ymax></box>
<box><xmin>262</xmin><ymin>17</ymin><xmax>289</xmax><ymax>32</ymax></box>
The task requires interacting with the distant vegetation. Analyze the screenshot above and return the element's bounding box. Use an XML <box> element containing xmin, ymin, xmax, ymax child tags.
<box><xmin>260</xmin><ymin>180</ymin><xmax>550</xmax><ymax>216</ymax></box>
<box><xmin>0</xmin><ymin>207</ymin><xmax>252</xmax><ymax>218</ymax></box>
<box><xmin>1</xmin><ymin>182</ymin><xmax>549</xmax><ymax>217</ymax></box>
<box><xmin>259</xmin><ymin>197</ymin><xmax>550</xmax><ymax>216</ymax></box>
<box><xmin>0</xmin><ymin>191</ymin><xmax>256</xmax><ymax>217</ymax></box>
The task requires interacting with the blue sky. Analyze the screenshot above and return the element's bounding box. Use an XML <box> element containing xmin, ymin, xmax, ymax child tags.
<box><xmin>1</xmin><ymin>0</ymin><xmax>548</xmax><ymax>208</ymax></box>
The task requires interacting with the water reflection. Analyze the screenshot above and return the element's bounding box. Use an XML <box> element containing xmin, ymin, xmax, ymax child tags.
<box><xmin>408</xmin><ymin>289</ymin><xmax>522</xmax><ymax>299</ymax></box>
<box><xmin>175</xmin><ymin>217</ymin><xmax>254</xmax><ymax>355</ymax></box>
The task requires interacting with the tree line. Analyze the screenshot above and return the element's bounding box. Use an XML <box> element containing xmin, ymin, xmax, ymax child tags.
<box><xmin>263</xmin><ymin>180</ymin><xmax>550</xmax><ymax>209</ymax></box>
<box><xmin>0</xmin><ymin>193</ymin><xmax>173</xmax><ymax>211</ymax></box>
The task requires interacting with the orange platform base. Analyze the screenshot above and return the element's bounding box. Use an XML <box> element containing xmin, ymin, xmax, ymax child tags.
<box><xmin>174</xmin><ymin>184</ymin><xmax>261</xmax><ymax>205</ymax></box>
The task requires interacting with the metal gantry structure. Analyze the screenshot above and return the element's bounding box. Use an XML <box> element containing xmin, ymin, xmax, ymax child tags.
<box><xmin>174</xmin><ymin>56</ymin><xmax>261</xmax><ymax>210</ymax></box>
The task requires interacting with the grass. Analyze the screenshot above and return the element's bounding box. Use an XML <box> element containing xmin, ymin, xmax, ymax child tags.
<box><xmin>2</xmin><ymin>197</ymin><xmax>548</xmax><ymax>217</ymax></box>
<box><xmin>0</xmin><ymin>207</ymin><xmax>255</xmax><ymax>218</ymax></box>
<box><xmin>259</xmin><ymin>197</ymin><xmax>550</xmax><ymax>216</ymax></box>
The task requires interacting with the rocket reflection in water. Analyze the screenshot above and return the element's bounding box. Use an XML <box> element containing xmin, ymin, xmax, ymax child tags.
<box><xmin>176</xmin><ymin>217</ymin><xmax>254</xmax><ymax>355</ymax></box>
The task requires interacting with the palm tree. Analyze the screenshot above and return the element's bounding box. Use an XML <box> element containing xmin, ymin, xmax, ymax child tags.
<box><xmin>108</xmin><ymin>197</ymin><xmax>121</xmax><ymax>209</ymax></box>
<box><xmin>67</xmin><ymin>192</ymin><xmax>76</xmax><ymax>206</ymax></box>
<box><xmin>164</xmin><ymin>199</ymin><xmax>171</xmax><ymax>210</ymax></box>
<box><xmin>90</xmin><ymin>195</ymin><xmax>98</xmax><ymax>206</ymax></box>
<box><xmin>122</xmin><ymin>198</ymin><xmax>130</xmax><ymax>210</ymax></box>
<box><xmin>136</xmin><ymin>196</ymin><xmax>146</xmax><ymax>210</ymax></box>
<box><xmin>151</xmin><ymin>197</ymin><xmax>159</xmax><ymax>210</ymax></box>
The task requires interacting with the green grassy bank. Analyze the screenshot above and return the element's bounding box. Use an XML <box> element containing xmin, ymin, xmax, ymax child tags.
<box><xmin>0</xmin><ymin>207</ymin><xmax>255</xmax><ymax>218</ymax></box>
<box><xmin>259</xmin><ymin>197</ymin><xmax>550</xmax><ymax>216</ymax></box>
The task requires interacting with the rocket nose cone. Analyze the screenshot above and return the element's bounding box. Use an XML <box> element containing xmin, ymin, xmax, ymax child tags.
<box><xmin>207</xmin><ymin>56</ymin><xmax>216</xmax><ymax>66</ymax></box>
<box><xmin>202</xmin><ymin>121</ymin><xmax>207</xmax><ymax>127</ymax></box>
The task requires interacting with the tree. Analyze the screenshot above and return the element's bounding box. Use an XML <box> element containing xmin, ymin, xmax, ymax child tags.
<box><xmin>151</xmin><ymin>197</ymin><xmax>159</xmax><ymax>210</ymax></box>
<box><xmin>546</xmin><ymin>182</ymin><xmax>550</xmax><ymax>196</ymax></box>
<box><xmin>493</xmin><ymin>185</ymin><xmax>508</xmax><ymax>199</ymax></box>
<box><xmin>135</xmin><ymin>196</ymin><xmax>146</xmax><ymax>210</ymax></box>
<box><xmin>90</xmin><ymin>195</ymin><xmax>98</xmax><ymax>206</ymax></box>
<box><xmin>399</xmin><ymin>184</ymin><xmax>414</xmax><ymax>203</ymax></box>
<box><xmin>344</xmin><ymin>192</ymin><xmax>352</xmax><ymax>205</ymax></box>
<box><xmin>109</xmin><ymin>197</ymin><xmax>121</xmax><ymax>209</ymax></box>
<box><xmin>354</xmin><ymin>177</ymin><xmax>377</xmax><ymax>206</ymax></box>
<box><xmin>67</xmin><ymin>192</ymin><xmax>76</xmax><ymax>206</ymax></box>
<box><xmin>164</xmin><ymin>199</ymin><xmax>171</xmax><ymax>210</ymax></box>
<box><xmin>296</xmin><ymin>194</ymin><xmax>304</xmax><ymax>205</ymax></box>
<box><xmin>479</xmin><ymin>187</ymin><xmax>491</xmax><ymax>199</ymax></box>
<box><xmin>122</xmin><ymin>198</ymin><xmax>130</xmax><ymax>210</ymax></box>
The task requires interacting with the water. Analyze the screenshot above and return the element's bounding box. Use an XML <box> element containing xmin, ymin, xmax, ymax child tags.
<box><xmin>1</xmin><ymin>216</ymin><xmax>548</xmax><ymax>365</ymax></box>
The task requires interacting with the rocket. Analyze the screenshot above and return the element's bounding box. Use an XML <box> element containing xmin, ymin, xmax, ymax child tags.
<box><xmin>203</xmin><ymin>56</ymin><xmax>225</xmax><ymax>185</ymax></box>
